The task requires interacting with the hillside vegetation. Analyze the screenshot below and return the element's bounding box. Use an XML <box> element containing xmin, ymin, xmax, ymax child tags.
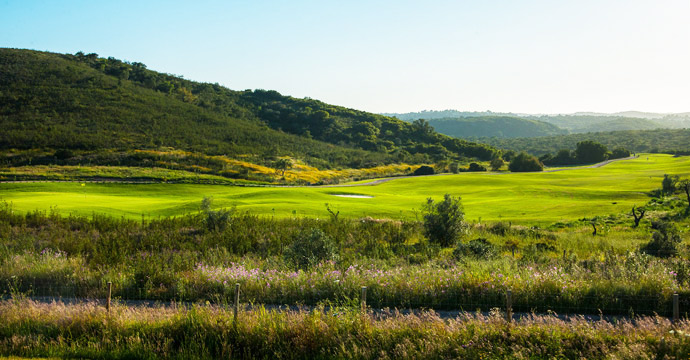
<box><xmin>481</xmin><ymin>128</ymin><xmax>690</xmax><ymax>156</ymax></box>
<box><xmin>421</xmin><ymin>116</ymin><xmax>567</xmax><ymax>138</ymax></box>
<box><xmin>387</xmin><ymin>110</ymin><xmax>689</xmax><ymax>138</ymax></box>
<box><xmin>0</xmin><ymin>49</ymin><xmax>497</xmax><ymax>181</ymax></box>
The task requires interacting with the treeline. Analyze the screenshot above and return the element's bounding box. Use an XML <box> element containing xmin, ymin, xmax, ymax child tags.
<box><xmin>479</xmin><ymin>129</ymin><xmax>690</xmax><ymax>157</ymax></box>
<box><xmin>537</xmin><ymin>140</ymin><xmax>630</xmax><ymax>166</ymax></box>
<box><xmin>0</xmin><ymin>48</ymin><xmax>498</xmax><ymax>172</ymax></box>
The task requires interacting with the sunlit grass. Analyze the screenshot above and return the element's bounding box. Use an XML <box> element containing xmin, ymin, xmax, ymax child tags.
<box><xmin>1</xmin><ymin>154</ymin><xmax>689</xmax><ymax>224</ymax></box>
<box><xmin>0</xmin><ymin>299</ymin><xmax>689</xmax><ymax>359</ymax></box>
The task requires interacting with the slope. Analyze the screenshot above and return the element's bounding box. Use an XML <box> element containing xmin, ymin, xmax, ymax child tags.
<box><xmin>0</xmin><ymin>48</ymin><xmax>498</xmax><ymax>174</ymax></box>
<box><xmin>422</xmin><ymin>116</ymin><xmax>568</xmax><ymax>138</ymax></box>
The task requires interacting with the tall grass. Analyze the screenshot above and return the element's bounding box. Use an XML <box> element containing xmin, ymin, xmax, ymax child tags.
<box><xmin>0</xmin><ymin>299</ymin><xmax>689</xmax><ymax>359</ymax></box>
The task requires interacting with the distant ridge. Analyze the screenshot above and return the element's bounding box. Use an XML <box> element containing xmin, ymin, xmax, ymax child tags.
<box><xmin>385</xmin><ymin>109</ymin><xmax>690</xmax><ymax>138</ymax></box>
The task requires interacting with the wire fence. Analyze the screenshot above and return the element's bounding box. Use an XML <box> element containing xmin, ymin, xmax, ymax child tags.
<box><xmin>1</xmin><ymin>279</ymin><xmax>686</xmax><ymax>321</ymax></box>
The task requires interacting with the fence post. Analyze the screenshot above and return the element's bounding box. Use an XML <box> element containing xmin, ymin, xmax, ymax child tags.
<box><xmin>506</xmin><ymin>289</ymin><xmax>513</xmax><ymax>323</ymax></box>
<box><xmin>673</xmin><ymin>293</ymin><xmax>679</xmax><ymax>324</ymax></box>
<box><xmin>106</xmin><ymin>282</ymin><xmax>112</xmax><ymax>313</ymax></box>
<box><xmin>361</xmin><ymin>286</ymin><xmax>367</xmax><ymax>311</ymax></box>
<box><xmin>234</xmin><ymin>283</ymin><xmax>240</xmax><ymax>322</ymax></box>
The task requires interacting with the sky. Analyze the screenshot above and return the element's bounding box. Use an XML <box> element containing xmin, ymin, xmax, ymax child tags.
<box><xmin>1</xmin><ymin>0</ymin><xmax>689</xmax><ymax>114</ymax></box>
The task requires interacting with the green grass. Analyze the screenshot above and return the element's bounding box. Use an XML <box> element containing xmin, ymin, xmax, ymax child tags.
<box><xmin>1</xmin><ymin>299</ymin><xmax>689</xmax><ymax>359</ymax></box>
<box><xmin>1</xmin><ymin>154</ymin><xmax>689</xmax><ymax>224</ymax></box>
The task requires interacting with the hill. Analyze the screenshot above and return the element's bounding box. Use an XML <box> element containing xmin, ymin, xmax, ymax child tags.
<box><xmin>480</xmin><ymin>128</ymin><xmax>690</xmax><ymax>156</ymax></box>
<box><xmin>414</xmin><ymin>116</ymin><xmax>567</xmax><ymax>138</ymax></box>
<box><xmin>528</xmin><ymin>115</ymin><xmax>666</xmax><ymax>133</ymax></box>
<box><xmin>387</xmin><ymin>110</ymin><xmax>689</xmax><ymax>136</ymax></box>
<box><xmin>0</xmin><ymin>49</ymin><xmax>497</xmax><ymax>181</ymax></box>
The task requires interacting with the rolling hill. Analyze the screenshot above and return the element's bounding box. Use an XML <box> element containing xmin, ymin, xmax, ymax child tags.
<box><xmin>0</xmin><ymin>48</ymin><xmax>497</xmax><ymax>180</ymax></box>
<box><xmin>416</xmin><ymin>116</ymin><xmax>567</xmax><ymax>138</ymax></box>
<box><xmin>480</xmin><ymin>128</ymin><xmax>690</xmax><ymax>156</ymax></box>
<box><xmin>386</xmin><ymin>110</ymin><xmax>689</xmax><ymax>138</ymax></box>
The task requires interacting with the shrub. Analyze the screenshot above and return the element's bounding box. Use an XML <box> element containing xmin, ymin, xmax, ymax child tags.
<box><xmin>489</xmin><ymin>158</ymin><xmax>504</xmax><ymax>171</ymax></box>
<box><xmin>422</xmin><ymin>194</ymin><xmax>467</xmax><ymax>247</ymax></box>
<box><xmin>467</xmin><ymin>163</ymin><xmax>486</xmax><ymax>172</ymax></box>
<box><xmin>284</xmin><ymin>228</ymin><xmax>338</xmax><ymax>269</ymax></box>
<box><xmin>575</xmin><ymin>140</ymin><xmax>609</xmax><ymax>164</ymax></box>
<box><xmin>454</xmin><ymin>238</ymin><xmax>497</xmax><ymax>260</ymax></box>
<box><xmin>641</xmin><ymin>221</ymin><xmax>681</xmax><ymax>258</ymax></box>
<box><xmin>201</xmin><ymin>197</ymin><xmax>234</xmax><ymax>232</ymax></box>
<box><xmin>662</xmin><ymin>174</ymin><xmax>679</xmax><ymax>195</ymax></box>
<box><xmin>448</xmin><ymin>162</ymin><xmax>460</xmax><ymax>174</ymax></box>
<box><xmin>610</xmin><ymin>148</ymin><xmax>630</xmax><ymax>159</ymax></box>
<box><xmin>488</xmin><ymin>222</ymin><xmax>511</xmax><ymax>236</ymax></box>
<box><xmin>508</xmin><ymin>152</ymin><xmax>543</xmax><ymax>172</ymax></box>
<box><xmin>413</xmin><ymin>165</ymin><xmax>435</xmax><ymax>176</ymax></box>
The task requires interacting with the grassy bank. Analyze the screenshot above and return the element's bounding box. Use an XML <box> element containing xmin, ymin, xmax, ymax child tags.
<box><xmin>1</xmin><ymin>299</ymin><xmax>689</xmax><ymax>359</ymax></box>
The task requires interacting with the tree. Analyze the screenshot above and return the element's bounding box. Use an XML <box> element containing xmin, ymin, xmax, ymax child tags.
<box><xmin>662</xmin><ymin>174</ymin><xmax>679</xmax><ymax>195</ymax></box>
<box><xmin>552</xmin><ymin>149</ymin><xmax>575</xmax><ymax>165</ymax></box>
<box><xmin>490</xmin><ymin>157</ymin><xmax>504</xmax><ymax>171</ymax></box>
<box><xmin>414</xmin><ymin>165</ymin><xmax>435</xmax><ymax>176</ymax></box>
<box><xmin>422</xmin><ymin>194</ymin><xmax>467</xmax><ymax>247</ymax></box>
<box><xmin>468</xmin><ymin>162</ymin><xmax>486</xmax><ymax>172</ymax></box>
<box><xmin>575</xmin><ymin>140</ymin><xmax>609</xmax><ymax>164</ymax></box>
<box><xmin>678</xmin><ymin>178</ymin><xmax>690</xmax><ymax>206</ymax></box>
<box><xmin>631</xmin><ymin>205</ymin><xmax>645</xmax><ymax>227</ymax></box>
<box><xmin>274</xmin><ymin>158</ymin><xmax>293</xmax><ymax>177</ymax></box>
<box><xmin>610</xmin><ymin>147</ymin><xmax>631</xmax><ymax>159</ymax></box>
<box><xmin>508</xmin><ymin>152</ymin><xmax>543</xmax><ymax>172</ymax></box>
<box><xmin>641</xmin><ymin>221</ymin><xmax>681</xmax><ymax>258</ymax></box>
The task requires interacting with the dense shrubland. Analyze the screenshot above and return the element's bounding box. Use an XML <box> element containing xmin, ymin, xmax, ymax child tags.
<box><xmin>481</xmin><ymin>128</ymin><xmax>690</xmax><ymax>157</ymax></box>
<box><xmin>0</xmin><ymin>48</ymin><xmax>497</xmax><ymax>177</ymax></box>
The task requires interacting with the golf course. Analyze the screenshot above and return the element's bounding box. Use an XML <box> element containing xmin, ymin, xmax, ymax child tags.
<box><xmin>2</xmin><ymin>154</ymin><xmax>688</xmax><ymax>224</ymax></box>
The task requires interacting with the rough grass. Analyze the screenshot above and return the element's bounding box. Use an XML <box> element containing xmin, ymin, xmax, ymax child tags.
<box><xmin>1</xmin><ymin>299</ymin><xmax>689</xmax><ymax>359</ymax></box>
<box><xmin>1</xmin><ymin>154</ymin><xmax>689</xmax><ymax>224</ymax></box>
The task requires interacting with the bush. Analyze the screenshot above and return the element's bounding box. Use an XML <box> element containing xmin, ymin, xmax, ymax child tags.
<box><xmin>490</xmin><ymin>158</ymin><xmax>504</xmax><ymax>171</ymax></box>
<box><xmin>201</xmin><ymin>197</ymin><xmax>234</xmax><ymax>232</ymax></box>
<box><xmin>508</xmin><ymin>152</ymin><xmax>543</xmax><ymax>172</ymax></box>
<box><xmin>575</xmin><ymin>140</ymin><xmax>609</xmax><ymax>164</ymax></box>
<box><xmin>467</xmin><ymin>163</ymin><xmax>486</xmax><ymax>172</ymax></box>
<box><xmin>422</xmin><ymin>194</ymin><xmax>467</xmax><ymax>247</ymax></box>
<box><xmin>488</xmin><ymin>222</ymin><xmax>511</xmax><ymax>236</ymax></box>
<box><xmin>454</xmin><ymin>238</ymin><xmax>497</xmax><ymax>260</ymax></box>
<box><xmin>448</xmin><ymin>162</ymin><xmax>460</xmax><ymax>174</ymax></box>
<box><xmin>662</xmin><ymin>174</ymin><xmax>679</xmax><ymax>195</ymax></box>
<box><xmin>610</xmin><ymin>148</ymin><xmax>630</xmax><ymax>159</ymax></box>
<box><xmin>641</xmin><ymin>221</ymin><xmax>681</xmax><ymax>258</ymax></box>
<box><xmin>284</xmin><ymin>228</ymin><xmax>338</xmax><ymax>269</ymax></box>
<box><xmin>413</xmin><ymin>165</ymin><xmax>435</xmax><ymax>176</ymax></box>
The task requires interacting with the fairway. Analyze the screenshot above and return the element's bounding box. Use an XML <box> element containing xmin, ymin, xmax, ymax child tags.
<box><xmin>1</xmin><ymin>154</ymin><xmax>689</xmax><ymax>224</ymax></box>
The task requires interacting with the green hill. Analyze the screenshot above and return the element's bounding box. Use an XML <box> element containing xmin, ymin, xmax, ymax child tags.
<box><xmin>530</xmin><ymin>115</ymin><xmax>665</xmax><ymax>133</ymax></box>
<box><xmin>480</xmin><ymin>128</ymin><xmax>690</xmax><ymax>156</ymax></box>
<box><xmin>0</xmin><ymin>48</ymin><xmax>497</xmax><ymax>179</ymax></box>
<box><xmin>421</xmin><ymin>116</ymin><xmax>567</xmax><ymax>138</ymax></box>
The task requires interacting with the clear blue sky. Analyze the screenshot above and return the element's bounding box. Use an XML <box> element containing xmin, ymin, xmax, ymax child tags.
<box><xmin>1</xmin><ymin>0</ymin><xmax>689</xmax><ymax>114</ymax></box>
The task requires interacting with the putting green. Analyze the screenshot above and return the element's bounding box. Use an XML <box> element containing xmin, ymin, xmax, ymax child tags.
<box><xmin>1</xmin><ymin>154</ymin><xmax>688</xmax><ymax>224</ymax></box>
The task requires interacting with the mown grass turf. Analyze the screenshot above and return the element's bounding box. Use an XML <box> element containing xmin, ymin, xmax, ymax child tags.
<box><xmin>1</xmin><ymin>154</ymin><xmax>689</xmax><ymax>224</ymax></box>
